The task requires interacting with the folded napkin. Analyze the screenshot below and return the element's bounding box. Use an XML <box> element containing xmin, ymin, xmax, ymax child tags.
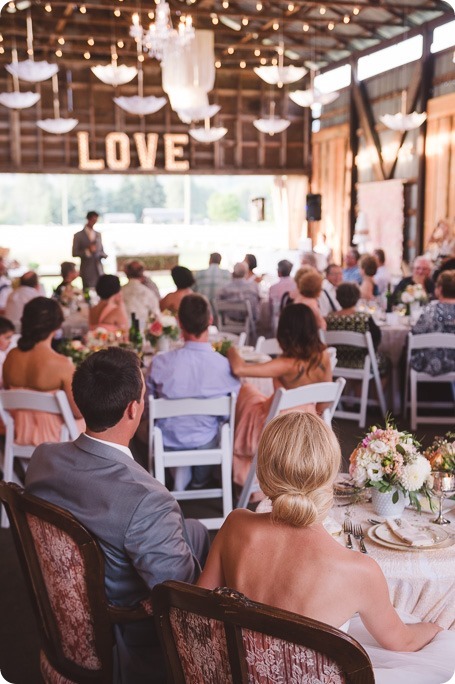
<box><xmin>386</xmin><ymin>518</ymin><xmax>434</xmax><ymax>546</ymax></box>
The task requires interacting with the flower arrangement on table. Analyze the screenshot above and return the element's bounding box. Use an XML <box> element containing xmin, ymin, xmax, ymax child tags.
<box><xmin>85</xmin><ymin>327</ymin><xmax>126</xmax><ymax>351</ymax></box>
<box><xmin>145</xmin><ymin>311</ymin><xmax>180</xmax><ymax>348</ymax></box>
<box><xmin>349</xmin><ymin>421</ymin><xmax>432</xmax><ymax>509</ymax></box>
<box><xmin>212</xmin><ymin>338</ymin><xmax>232</xmax><ymax>357</ymax></box>
<box><xmin>58</xmin><ymin>339</ymin><xmax>91</xmax><ymax>366</ymax></box>
<box><xmin>400</xmin><ymin>283</ymin><xmax>428</xmax><ymax>307</ymax></box>
<box><xmin>425</xmin><ymin>432</ymin><xmax>455</xmax><ymax>473</ymax></box>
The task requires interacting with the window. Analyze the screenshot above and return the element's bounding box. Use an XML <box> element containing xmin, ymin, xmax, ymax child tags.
<box><xmin>314</xmin><ymin>64</ymin><xmax>351</xmax><ymax>93</ymax></box>
<box><xmin>358</xmin><ymin>35</ymin><xmax>423</xmax><ymax>80</ymax></box>
<box><xmin>431</xmin><ymin>20</ymin><xmax>455</xmax><ymax>53</ymax></box>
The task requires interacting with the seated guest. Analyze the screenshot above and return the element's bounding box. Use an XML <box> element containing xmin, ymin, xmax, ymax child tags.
<box><xmin>410</xmin><ymin>270</ymin><xmax>455</xmax><ymax>376</ymax></box>
<box><xmin>194</xmin><ymin>252</ymin><xmax>231</xmax><ymax>301</ymax></box>
<box><xmin>227</xmin><ymin>303</ymin><xmax>332</xmax><ymax>490</ymax></box>
<box><xmin>160</xmin><ymin>266</ymin><xmax>195</xmax><ymax>315</ymax></box>
<box><xmin>0</xmin><ymin>316</ymin><xmax>15</xmax><ymax>388</ymax></box>
<box><xmin>218</xmin><ymin>262</ymin><xmax>260</xmax><ymax>320</ymax></box>
<box><xmin>291</xmin><ymin>267</ymin><xmax>327</xmax><ymax>330</ymax></box>
<box><xmin>26</xmin><ymin>347</ymin><xmax>209</xmax><ymax>684</ymax></box>
<box><xmin>300</xmin><ymin>251</ymin><xmax>319</xmax><ymax>270</ymax></box>
<box><xmin>5</xmin><ymin>271</ymin><xmax>41</xmax><ymax>331</ymax></box>
<box><xmin>122</xmin><ymin>260</ymin><xmax>160</xmax><ymax>332</ymax></box>
<box><xmin>373</xmin><ymin>248</ymin><xmax>391</xmax><ymax>295</ymax></box>
<box><xmin>359</xmin><ymin>254</ymin><xmax>379</xmax><ymax>300</ymax></box>
<box><xmin>0</xmin><ymin>256</ymin><xmax>12</xmax><ymax>315</ymax></box>
<box><xmin>393</xmin><ymin>256</ymin><xmax>435</xmax><ymax>304</ymax></box>
<box><xmin>53</xmin><ymin>261</ymin><xmax>80</xmax><ymax>304</ymax></box>
<box><xmin>146</xmin><ymin>293</ymin><xmax>240</xmax><ymax>489</ymax></box>
<box><xmin>89</xmin><ymin>274</ymin><xmax>128</xmax><ymax>332</ymax></box>
<box><xmin>268</xmin><ymin>259</ymin><xmax>294</xmax><ymax>318</ymax></box>
<box><xmin>343</xmin><ymin>247</ymin><xmax>362</xmax><ymax>285</ymax></box>
<box><xmin>198</xmin><ymin>412</ymin><xmax>455</xmax><ymax>684</ymax></box>
<box><xmin>244</xmin><ymin>253</ymin><xmax>262</xmax><ymax>284</ymax></box>
<box><xmin>318</xmin><ymin>263</ymin><xmax>342</xmax><ymax>318</ymax></box>
<box><xmin>326</xmin><ymin>282</ymin><xmax>388</xmax><ymax>375</ymax></box>
<box><xmin>3</xmin><ymin>297</ymin><xmax>84</xmax><ymax>444</ymax></box>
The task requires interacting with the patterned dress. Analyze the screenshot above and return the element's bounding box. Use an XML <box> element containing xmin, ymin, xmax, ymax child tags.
<box><xmin>326</xmin><ymin>311</ymin><xmax>389</xmax><ymax>375</ymax></box>
<box><xmin>410</xmin><ymin>302</ymin><xmax>455</xmax><ymax>376</ymax></box>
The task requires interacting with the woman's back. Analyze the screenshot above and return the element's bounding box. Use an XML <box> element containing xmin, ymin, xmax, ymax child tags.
<box><xmin>4</xmin><ymin>344</ymin><xmax>72</xmax><ymax>392</ymax></box>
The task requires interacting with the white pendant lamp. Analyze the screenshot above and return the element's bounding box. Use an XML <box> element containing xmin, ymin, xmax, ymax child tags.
<box><xmin>379</xmin><ymin>91</ymin><xmax>427</xmax><ymax>132</ymax></box>
<box><xmin>36</xmin><ymin>73</ymin><xmax>78</xmax><ymax>134</ymax></box>
<box><xmin>189</xmin><ymin>117</ymin><xmax>227</xmax><ymax>143</ymax></box>
<box><xmin>253</xmin><ymin>102</ymin><xmax>290</xmax><ymax>136</ymax></box>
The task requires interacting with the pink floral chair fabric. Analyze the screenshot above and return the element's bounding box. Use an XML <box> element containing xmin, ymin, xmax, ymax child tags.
<box><xmin>152</xmin><ymin>582</ymin><xmax>374</xmax><ymax>684</ymax></box>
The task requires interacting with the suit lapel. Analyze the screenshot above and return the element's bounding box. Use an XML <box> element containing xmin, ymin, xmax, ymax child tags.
<box><xmin>74</xmin><ymin>433</ymin><xmax>138</xmax><ymax>470</ymax></box>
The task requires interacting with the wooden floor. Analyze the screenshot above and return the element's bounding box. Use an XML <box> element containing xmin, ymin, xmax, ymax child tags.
<box><xmin>0</xmin><ymin>407</ymin><xmax>453</xmax><ymax>684</ymax></box>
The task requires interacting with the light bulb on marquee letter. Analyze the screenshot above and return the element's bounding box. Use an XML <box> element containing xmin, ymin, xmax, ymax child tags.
<box><xmin>134</xmin><ymin>133</ymin><xmax>158</xmax><ymax>170</ymax></box>
<box><xmin>164</xmin><ymin>133</ymin><xmax>189</xmax><ymax>172</ymax></box>
<box><xmin>77</xmin><ymin>132</ymin><xmax>105</xmax><ymax>171</ymax></box>
<box><xmin>105</xmin><ymin>132</ymin><xmax>131</xmax><ymax>170</ymax></box>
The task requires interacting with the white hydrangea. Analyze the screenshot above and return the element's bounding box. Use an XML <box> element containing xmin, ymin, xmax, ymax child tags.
<box><xmin>366</xmin><ymin>465</ymin><xmax>383</xmax><ymax>482</ymax></box>
<box><xmin>399</xmin><ymin>456</ymin><xmax>431</xmax><ymax>491</ymax></box>
<box><xmin>351</xmin><ymin>465</ymin><xmax>367</xmax><ymax>487</ymax></box>
<box><xmin>401</xmin><ymin>291</ymin><xmax>413</xmax><ymax>304</ymax></box>
<box><xmin>369</xmin><ymin>440</ymin><xmax>388</xmax><ymax>454</ymax></box>
<box><xmin>160</xmin><ymin>314</ymin><xmax>177</xmax><ymax>328</ymax></box>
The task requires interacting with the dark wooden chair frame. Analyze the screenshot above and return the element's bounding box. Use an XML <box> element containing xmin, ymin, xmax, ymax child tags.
<box><xmin>0</xmin><ymin>481</ymin><xmax>153</xmax><ymax>684</ymax></box>
<box><xmin>152</xmin><ymin>580</ymin><xmax>375</xmax><ymax>684</ymax></box>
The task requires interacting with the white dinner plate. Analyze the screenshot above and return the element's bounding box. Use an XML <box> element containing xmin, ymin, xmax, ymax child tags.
<box><xmin>367</xmin><ymin>524</ymin><xmax>454</xmax><ymax>551</ymax></box>
<box><xmin>239</xmin><ymin>351</ymin><xmax>270</xmax><ymax>363</ymax></box>
<box><xmin>374</xmin><ymin>523</ymin><xmax>449</xmax><ymax>548</ymax></box>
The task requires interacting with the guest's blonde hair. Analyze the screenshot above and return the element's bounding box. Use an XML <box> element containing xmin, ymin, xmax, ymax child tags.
<box><xmin>257</xmin><ymin>412</ymin><xmax>341</xmax><ymax>527</ymax></box>
<box><xmin>297</xmin><ymin>268</ymin><xmax>323</xmax><ymax>298</ymax></box>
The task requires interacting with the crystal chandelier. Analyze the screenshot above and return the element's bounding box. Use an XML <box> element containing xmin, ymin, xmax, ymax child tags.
<box><xmin>130</xmin><ymin>1</ymin><xmax>195</xmax><ymax>63</ymax></box>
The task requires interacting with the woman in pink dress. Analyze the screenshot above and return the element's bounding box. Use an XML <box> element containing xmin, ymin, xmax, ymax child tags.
<box><xmin>3</xmin><ymin>297</ymin><xmax>84</xmax><ymax>445</ymax></box>
<box><xmin>227</xmin><ymin>303</ymin><xmax>332</xmax><ymax>488</ymax></box>
<box><xmin>89</xmin><ymin>274</ymin><xmax>128</xmax><ymax>332</ymax></box>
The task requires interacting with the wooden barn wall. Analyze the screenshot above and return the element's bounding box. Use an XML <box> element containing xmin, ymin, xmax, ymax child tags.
<box><xmin>0</xmin><ymin>64</ymin><xmax>310</xmax><ymax>175</ymax></box>
<box><xmin>424</xmin><ymin>92</ymin><xmax>455</xmax><ymax>245</ymax></box>
<box><xmin>311</xmin><ymin>123</ymin><xmax>350</xmax><ymax>264</ymax></box>
<box><xmin>315</xmin><ymin>48</ymin><xmax>454</xmax><ymax>259</ymax></box>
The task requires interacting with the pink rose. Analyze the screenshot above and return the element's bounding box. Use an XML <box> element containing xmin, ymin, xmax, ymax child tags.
<box><xmin>150</xmin><ymin>321</ymin><xmax>163</xmax><ymax>337</ymax></box>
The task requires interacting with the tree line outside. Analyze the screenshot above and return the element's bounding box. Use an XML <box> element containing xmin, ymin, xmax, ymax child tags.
<box><xmin>0</xmin><ymin>174</ymin><xmax>274</xmax><ymax>225</ymax></box>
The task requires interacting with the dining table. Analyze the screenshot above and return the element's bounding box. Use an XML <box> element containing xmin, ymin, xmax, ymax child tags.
<box><xmin>331</xmin><ymin>496</ymin><xmax>455</xmax><ymax>630</ymax></box>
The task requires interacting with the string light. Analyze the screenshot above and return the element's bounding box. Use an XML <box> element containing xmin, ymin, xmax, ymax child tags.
<box><xmin>79</xmin><ymin>5</ymin><xmax>86</xmax><ymax>13</ymax></box>
<box><xmin>272</xmin><ymin>21</ymin><xmax>279</xmax><ymax>30</ymax></box>
<box><xmin>240</xmin><ymin>60</ymin><xmax>246</xmax><ymax>68</ymax></box>
<box><xmin>215</xmin><ymin>60</ymin><xmax>221</xmax><ymax>68</ymax></box>
<box><xmin>242</xmin><ymin>17</ymin><xmax>249</xmax><ymax>25</ymax></box>
<box><xmin>87</xmin><ymin>37</ymin><xmax>94</xmax><ymax>46</ymax></box>
<box><xmin>148</xmin><ymin>11</ymin><xmax>154</xmax><ymax>19</ymax></box>
<box><xmin>343</xmin><ymin>14</ymin><xmax>350</xmax><ymax>23</ymax></box>
<box><xmin>55</xmin><ymin>49</ymin><xmax>62</xmax><ymax>57</ymax></box>
<box><xmin>256</xmin><ymin>1</ymin><xmax>262</xmax><ymax>9</ymax></box>
<box><xmin>117</xmin><ymin>40</ymin><xmax>124</xmax><ymax>48</ymax></box>
<box><xmin>227</xmin><ymin>46</ymin><xmax>234</xmax><ymax>54</ymax></box>
<box><xmin>319</xmin><ymin>6</ymin><xmax>326</xmax><ymax>14</ymax></box>
<box><xmin>254</xmin><ymin>49</ymin><xmax>261</xmax><ymax>56</ymax></box>
<box><xmin>353</xmin><ymin>6</ymin><xmax>360</xmax><ymax>14</ymax></box>
<box><xmin>328</xmin><ymin>21</ymin><xmax>334</xmax><ymax>30</ymax></box>
<box><xmin>84</xmin><ymin>51</ymin><xmax>91</xmax><ymax>59</ymax></box>
<box><xmin>211</xmin><ymin>13</ymin><xmax>219</xmax><ymax>25</ymax></box>
<box><xmin>303</xmin><ymin>23</ymin><xmax>309</xmax><ymax>31</ymax></box>
<box><xmin>44</xmin><ymin>3</ymin><xmax>52</xmax><ymax>12</ymax></box>
<box><xmin>0</xmin><ymin>47</ymin><xmax>4</xmax><ymax>55</ymax></box>
<box><xmin>58</xmin><ymin>36</ymin><xmax>65</xmax><ymax>45</ymax></box>
<box><xmin>27</xmin><ymin>48</ymin><xmax>33</xmax><ymax>56</ymax></box>
<box><xmin>114</xmin><ymin>8</ymin><xmax>121</xmax><ymax>16</ymax></box>
<box><xmin>288</xmin><ymin>3</ymin><xmax>294</xmax><ymax>10</ymax></box>
<box><xmin>138</xmin><ymin>54</ymin><xmax>145</xmax><ymax>61</ymax></box>
<box><xmin>222</xmin><ymin>0</ymin><xmax>229</xmax><ymax>7</ymax></box>
<box><xmin>260</xmin><ymin>57</ymin><xmax>266</xmax><ymax>65</ymax></box>
<box><xmin>0</xmin><ymin>35</ymin><xmax>3</xmax><ymax>42</ymax></box>
<box><xmin>271</xmin><ymin>57</ymin><xmax>278</xmax><ymax>65</ymax></box>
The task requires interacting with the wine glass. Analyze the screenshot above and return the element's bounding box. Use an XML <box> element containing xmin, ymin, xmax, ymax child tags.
<box><xmin>431</xmin><ymin>471</ymin><xmax>455</xmax><ymax>525</ymax></box>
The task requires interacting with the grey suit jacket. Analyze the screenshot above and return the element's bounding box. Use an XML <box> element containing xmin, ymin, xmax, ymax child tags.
<box><xmin>25</xmin><ymin>434</ymin><xmax>199</xmax><ymax>607</ymax></box>
<box><xmin>72</xmin><ymin>229</ymin><xmax>107</xmax><ymax>289</ymax></box>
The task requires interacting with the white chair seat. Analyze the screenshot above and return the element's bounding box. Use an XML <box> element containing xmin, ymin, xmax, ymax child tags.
<box><xmin>213</xmin><ymin>299</ymin><xmax>256</xmax><ymax>346</ymax></box>
<box><xmin>149</xmin><ymin>394</ymin><xmax>237</xmax><ymax>530</ymax></box>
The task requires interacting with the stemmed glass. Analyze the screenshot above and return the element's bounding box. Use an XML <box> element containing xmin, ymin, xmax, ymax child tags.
<box><xmin>431</xmin><ymin>471</ymin><xmax>455</xmax><ymax>525</ymax></box>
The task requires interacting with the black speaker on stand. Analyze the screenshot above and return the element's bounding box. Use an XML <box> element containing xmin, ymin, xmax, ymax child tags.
<box><xmin>306</xmin><ymin>193</ymin><xmax>322</xmax><ymax>222</ymax></box>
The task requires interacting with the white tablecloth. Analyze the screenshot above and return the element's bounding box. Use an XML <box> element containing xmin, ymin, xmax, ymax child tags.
<box><xmin>331</xmin><ymin>499</ymin><xmax>455</xmax><ymax>630</ymax></box>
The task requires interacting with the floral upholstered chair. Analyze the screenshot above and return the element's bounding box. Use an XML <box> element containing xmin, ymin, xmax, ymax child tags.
<box><xmin>152</xmin><ymin>581</ymin><xmax>374</xmax><ymax>684</ymax></box>
<box><xmin>0</xmin><ymin>482</ymin><xmax>153</xmax><ymax>684</ymax></box>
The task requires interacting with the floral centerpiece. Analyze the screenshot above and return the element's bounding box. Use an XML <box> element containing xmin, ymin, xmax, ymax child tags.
<box><xmin>58</xmin><ymin>339</ymin><xmax>91</xmax><ymax>366</ymax></box>
<box><xmin>85</xmin><ymin>327</ymin><xmax>125</xmax><ymax>351</ymax></box>
<box><xmin>425</xmin><ymin>432</ymin><xmax>455</xmax><ymax>473</ymax></box>
<box><xmin>400</xmin><ymin>283</ymin><xmax>428</xmax><ymax>313</ymax></box>
<box><xmin>212</xmin><ymin>338</ymin><xmax>232</xmax><ymax>357</ymax></box>
<box><xmin>145</xmin><ymin>311</ymin><xmax>179</xmax><ymax>349</ymax></box>
<box><xmin>350</xmin><ymin>422</ymin><xmax>432</xmax><ymax>515</ymax></box>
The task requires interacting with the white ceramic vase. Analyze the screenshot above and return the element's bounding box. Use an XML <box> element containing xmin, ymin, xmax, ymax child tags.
<box><xmin>156</xmin><ymin>336</ymin><xmax>170</xmax><ymax>353</ymax></box>
<box><xmin>370</xmin><ymin>487</ymin><xmax>409</xmax><ymax>518</ymax></box>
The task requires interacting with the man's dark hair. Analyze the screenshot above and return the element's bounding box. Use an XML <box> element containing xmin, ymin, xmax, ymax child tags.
<box><xmin>437</xmin><ymin>269</ymin><xmax>455</xmax><ymax>299</ymax></box>
<box><xmin>209</xmin><ymin>252</ymin><xmax>222</xmax><ymax>265</ymax></box>
<box><xmin>0</xmin><ymin>316</ymin><xmax>14</xmax><ymax>336</ymax></box>
<box><xmin>374</xmin><ymin>248</ymin><xmax>385</xmax><ymax>265</ymax></box>
<box><xmin>178</xmin><ymin>293</ymin><xmax>210</xmax><ymax>337</ymax></box>
<box><xmin>61</xmin><ymin>261</ymin><xmax>77</xmax><ymax>280</ymax></box>
<box><xmin>326</xmin><ymin>263</ymin><xmax>341</xmax><ymax>276</ymax></box>
<box><xmin>277</xmin><ymin>259</ymin><xmax>293</xmax><ymax>277</ymax></box>
<box><xmin>171</xmin><ymin>266</ymin><xmax>195</xmax><ymax>290</ymax></box>
<box><xmin>96</xmin><ymin>274</ymin><xmax>121</xmax><ymax>300</ymax></box>
<box><xmin>348</xmin><ymin>248</ymin><xmax>360</xmax><ymax>262</ymax></box>
<box><xmin>86</xmin><ymin>211</ymin><xmax>99</xmax><ymax>221</ymax></box>
<box><xmin>125</xmin><ymin>260</ymin><xmax>144</xmax><ymax>279</ymax></box>
<box><xmin>72</xmin><ymin>348</ymin><xmax>143</xmax><ymax>432</ymax></box>
<box><xmin>336</xmin><ymin>282</ymin><xmax>361</xmax><ymax>309</ymax></box>
<box><xmin>20</xmin><ymin>271</ymin><xmax>38</xmax><ymax>288</ymax></box>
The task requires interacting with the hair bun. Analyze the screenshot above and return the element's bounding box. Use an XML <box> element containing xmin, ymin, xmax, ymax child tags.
<box><xmin>271</xmin><ymin>491</ymin><xmax>318</xmax><ymax>528</ymax></box>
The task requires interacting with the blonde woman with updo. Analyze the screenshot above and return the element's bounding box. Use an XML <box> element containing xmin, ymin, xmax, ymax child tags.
<box><xmin>198</xmin><ymin>412</ymin><xmax>455</xmax><ymax>684</ymax></box>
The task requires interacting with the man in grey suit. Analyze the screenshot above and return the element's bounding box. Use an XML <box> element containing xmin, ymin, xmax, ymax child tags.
<box><xmin>25</xmin><ymin>347</ymin><xmax>209</xmax><ymax>683</ymax></box>
<box><xmin>72</xmin><ymin>210</ymin><xmax>107</xmax><ymax>289</ymax></box>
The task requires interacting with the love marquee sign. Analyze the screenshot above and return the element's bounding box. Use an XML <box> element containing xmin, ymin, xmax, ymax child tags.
<box><xmin>77</xmin><ymin>131</ymin><xmax>190</xmax><ymax>172</ymax></box>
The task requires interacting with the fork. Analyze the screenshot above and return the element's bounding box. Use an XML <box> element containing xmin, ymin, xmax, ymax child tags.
<box><xmin>343</xmin><ymin>518</ymin><xmax>353</xmax><ymax>549</ymax></box>
<box><xmin>353</xmin><ymin>524</ymin><xmax>368</xmax><ymax>554</ymax></box>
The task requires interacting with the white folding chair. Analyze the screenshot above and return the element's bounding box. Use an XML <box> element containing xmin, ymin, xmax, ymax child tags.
<box><xmin>213</xmin><ymin>299</ymin><xmax>256</xmax><ymax>345</ymax></box>
<box><xmin>324</xmin><ymin>330</ymin><xmax>387</xmax><ymax>428</ymax></box>
<box><xmin>404</xmin><ymin>332</ymin><xmax>455</xmax><ymax>430</ymax></box>
<box><xmin>0</xmin><ymin>389</ymin><xmax>80</xmax><ymax>528</ymax></box>
<box><xmin>255</xmin><ymin>336</ymin><xmax>282</xmax><ymax>355</ymax></box>
<box><xmin>236</xmin><ymin>378</ymin><xmax>346</xmax><ymax>510</ymax></box>
<box><xmin>148</xmin><ymin>393</ymin><xmax>237</xmax><ymax>530</ymax></box>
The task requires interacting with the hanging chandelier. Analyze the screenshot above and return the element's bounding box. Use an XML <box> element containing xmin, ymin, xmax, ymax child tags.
<box><xmin>36</xmin><ymin>73</ymin><xmax>78</xmax><ymax>135</ymax></box>
<box><xmin>0</xmin><ymin>46</ymin><xmax>41</xmax><ymax>110</ymax></box>
<box><xmin>92</xmin><ymin>45</ymin><xmax>138</xmax><ymax>87</ymax></box>
<box><xmin>253</xmin><ymin>102</ymin><xmax>290</xmax><ymax>136</ymax></box>
<box><xmin>254</xmin><ymin>42</ymin><xmax>306</xmax><ymax>88</ymax></box>
<box><xmin>130</xmin><ymin>1</ymin><xmax>195</xmax><ymax>63</ymax></box>
<box><xmin>6</xmin><ymin>13</ymin><xmax>57</xmax><ymax>83</ymax></box>
<box><xmin>176</xmin><ymin>104</ymin><xmax>220</xmax><ymax>124</ymax></box>
<box><xmin>189</xmin><ymin>117</ymin><xmax>227</xmax><ymax>143</ymax></box>
<box><xmin>379</xmin><ymin>91</ymin><xmax>427</xmax><ymax>132</ymax></box>
<box><xmin>114</xmin><ymin>95</ymin><xmax>167</xmax><ymax>116</ymax></box>
<box><xmin>289</xmin><ymin>89</ymin><xmax>339</xmax><ymax>107</ymax></box>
